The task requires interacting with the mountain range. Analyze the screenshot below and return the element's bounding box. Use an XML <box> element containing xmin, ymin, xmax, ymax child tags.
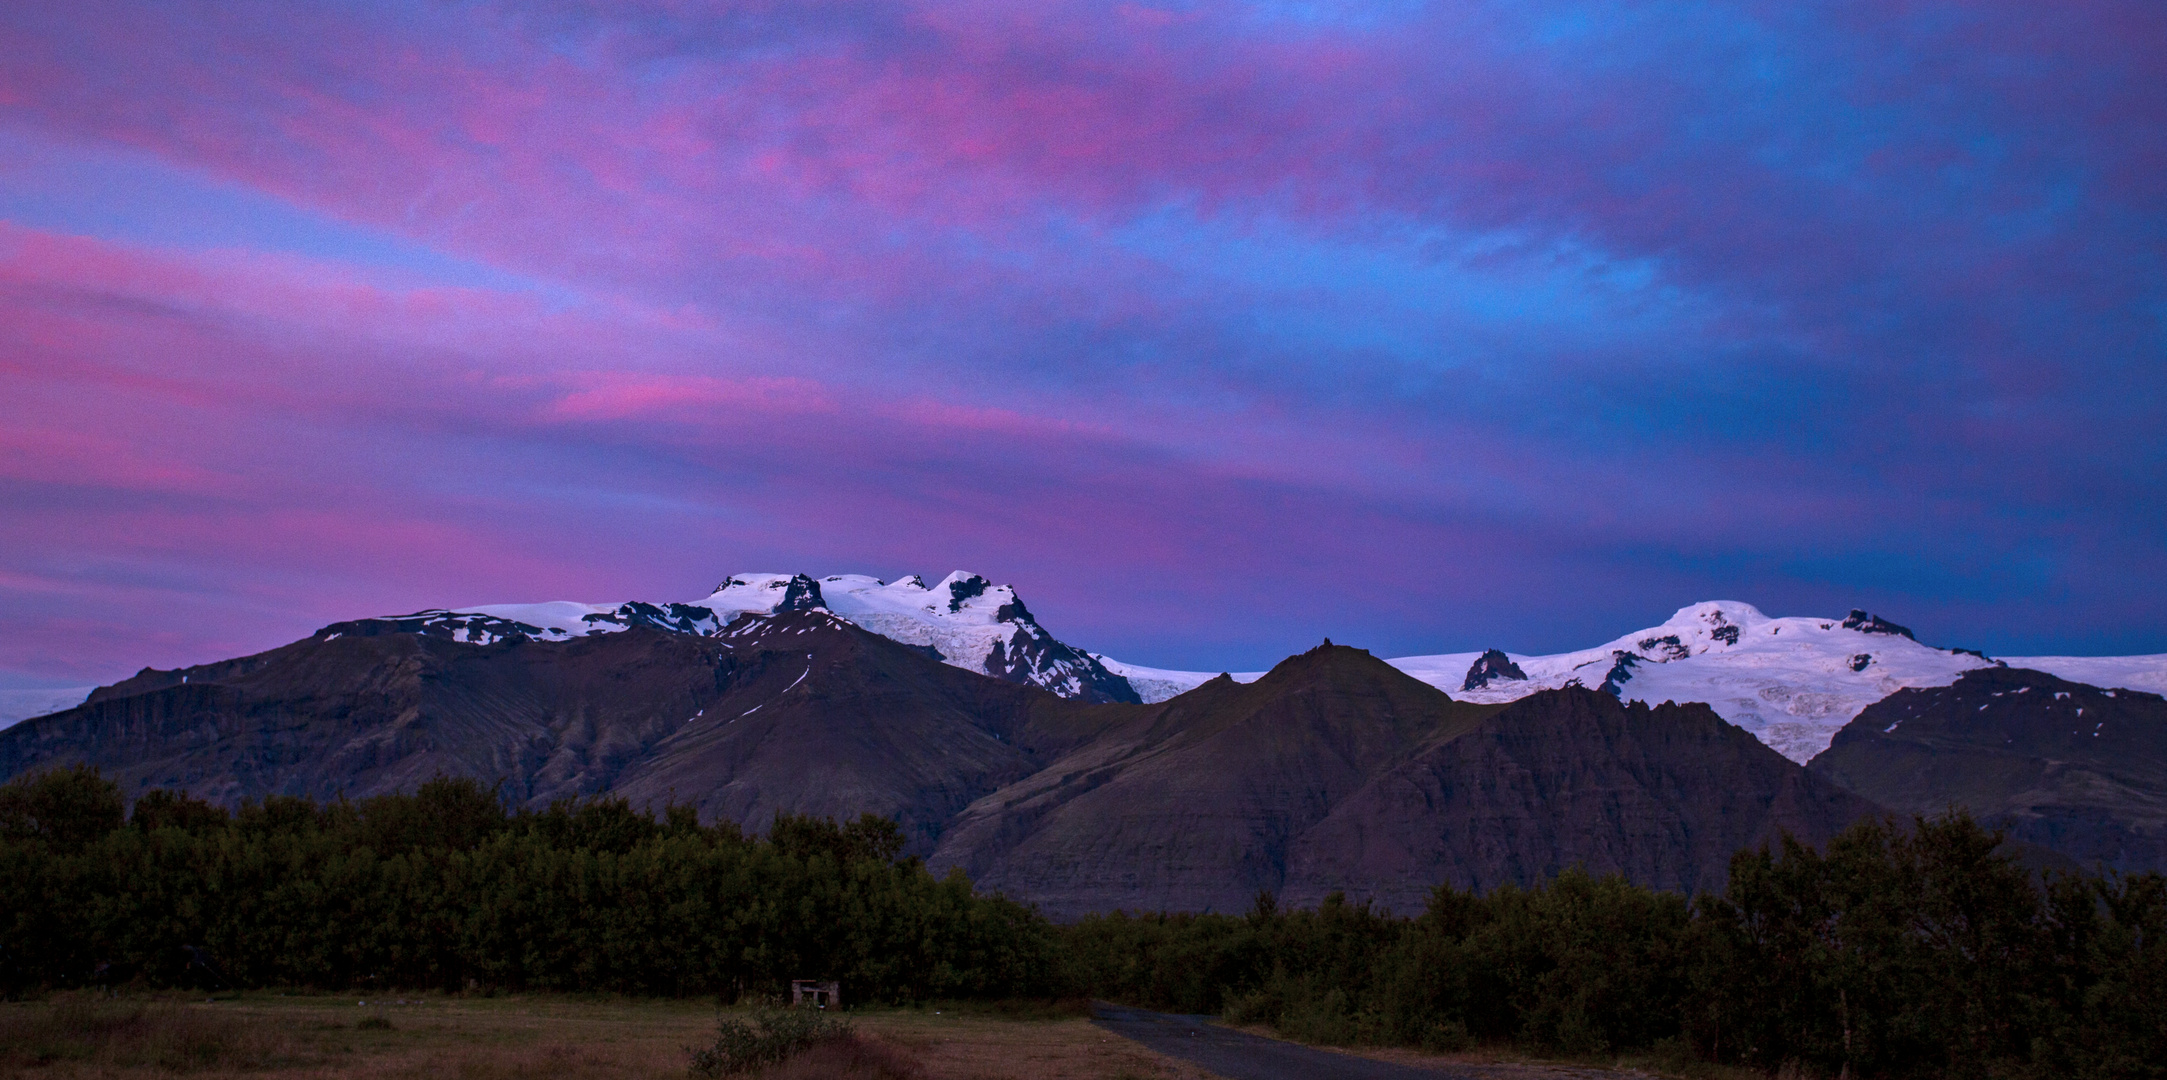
<box><xmin>18</xmin><ymin>574</ymin><xmax>2159</xmax><ymax>763</ymax></box>
<box><xmin>3</xmin><ymin>570</ymin><xmax>2162</xmax><ymax>911</ymax></box>
<box><xmin>1110</xmin><ymin>601</ymin><xmax>2167</xmax><ymax>763</ymax></box>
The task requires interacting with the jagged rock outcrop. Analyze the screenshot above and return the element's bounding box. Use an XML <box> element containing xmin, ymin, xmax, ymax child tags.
<box><xmin>1841</xmin><ymin>609</ymin><xmax>1917</xmax><ymax>639</ymax></box>
<box><xmin>1461</xmin><ymin>648</ymin><xmax>1528</xmax><ymax>691</ymax></box>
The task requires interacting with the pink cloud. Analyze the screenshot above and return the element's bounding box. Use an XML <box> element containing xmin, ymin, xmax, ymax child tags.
<box><xmin>544</xmin><ymin>373</ymin><xmax>839</xmax><ymax>421</ymax></box>
<box><xmin>0</xmin><ymin>0</ymin><xmax>2161</xmax><ymax>681</ymax></box>
<box><xmin>876</xmin><ymin>398</ymin><xmax>1113</xmax><ymax>440</ymax></box>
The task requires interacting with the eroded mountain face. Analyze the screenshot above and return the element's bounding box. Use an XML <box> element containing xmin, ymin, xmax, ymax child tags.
<box><xmin>927</xmin><ymin>645</ymin><xmax>1881</xmax><ymax>917</ymax></box>
<box><xmin>95</xmin><ymin>583</ymin><xmax>2165</xmax><ymax>772</ymax></box>
<box><xmin>1</xmin><ymin>627</ymin><xmax>1894</xmax><ymax>913</ymax></box>
<box><xmin>13</xmin><ymin>597</ymin><xmax>2160</xmax><ymax>914</ymax></box>
<box><xmin>928</xmin><ymin>643</ymin><xmax>1503</xmax><ymax>917</ymax></box>
<box><xmin>0</xmin><ymin>610</ymin><xmax>1109</xmax><ymax>855</ymax></box>
<box><xmin>1809</xmin><ymin>667</ymin><xmax>2167</xmax><ymax>874</ymax></box>
<box><xmin>1282</xmin><ymin>687</ymin><xmax>1886</xmax><ymax>910</ymax></box>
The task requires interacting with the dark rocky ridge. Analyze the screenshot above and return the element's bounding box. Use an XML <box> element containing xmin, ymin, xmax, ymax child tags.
<box><xmin>1808</xmin><ymin>667</ymin><xmax>2167</xmax><ymax>873</ymax></box>
<box><xmin>1286</xmin><ymin>687</ymin><xmax>1886</xmax><ymax>910</ymax></box>
<box><xmin>4</xmin><ymin>624</ymin><xmax>1907</xmax><ymax>912</ymax></box>
<box><xmin>928</xmin><ymin>645</ymin><xmax>1882</xmax><ymax>917</ymax></box>
<box><xmin>979</xmin><ymin>612</ymin><xmax>1140</xmax><ymax>705</ymax></box>
<box><xmin>0</xmin><ymin>611</ymin><xmax>1106</xmax><ymax>854</ymax></box>
<box><xmin>1841</xmin><ymin>609</ymin><xmax>1916</xmax><ymax>639</ymax></box>
<box><xmin>929</xmin><ymin>644</ymin><xmax>1502</xmax><ymax>916</ymax></box>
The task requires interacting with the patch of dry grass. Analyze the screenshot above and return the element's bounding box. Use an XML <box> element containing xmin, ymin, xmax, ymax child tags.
<box><xmin>743</xmin><ymin>1033</ymin><xmax>923</xmax><ymax>1079</ymax></box>
<box><xmin>0</xmin><ymin>993</ymin><xmax>1763</xmax><ymax>1080</ymax></box>
<box><xmin>0</xmin><ymin>995</ymin><xmax>1217</xmax><ymax>1080</ymax></box>
<box><xmin>851</xmin><ymin>1010</ymin><xmax>1219</xmax><ymax>1080</ymax></box>
<box><xmin>0</xmin><ymin>993</ymin><xmax>710</xmax><ymax>1080</ymax></box>
<box><xmin>0</xmin><ymin>995</ymin><xmax>300</xmax><ymax>1073</ymax></box>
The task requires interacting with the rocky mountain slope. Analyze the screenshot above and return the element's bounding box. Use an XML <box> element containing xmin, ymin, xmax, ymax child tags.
<box><xmin>22</xmin><ymin>577</ymin><xmax>2156</xmax><ymax>770</ymax></box>
<box><xmin>0</xmin><ymin>609</ymin><xmax>1109</xmax><ymax>853</ymax></box>
<box><xmin>929</xmin><ymin>643</ymin><xmax>1502</xmax><ymax>916</ymax></box>
<box><xmin>0</xmin><ymin>621</ymin><xmax>1894</xmax><ymax>913</ymax></box>
<box><xmin>1808</xmin><ymin>667</ymin><xmax>2167</xmax><ymax>874</ymax></box>
<box><xmin>930</xmin><ymin>644</ymin><xmax>1881</xmax><ymax>917</ymax></box>
<box><xmin>10</xmin><ymin>578</ymin><xmax>2160</xmax><ymax>909</ymax></box>
<box><xmin>1283</xmin><ymin>686</ymin><xmax>1888</xmax><ymax>909</ymax></box>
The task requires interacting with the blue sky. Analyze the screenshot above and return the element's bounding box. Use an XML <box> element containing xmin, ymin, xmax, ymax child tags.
<box><xmin>0</xmin><ymin>0</ymin><xmax>2162</xmax><ymax>686</ymax></box>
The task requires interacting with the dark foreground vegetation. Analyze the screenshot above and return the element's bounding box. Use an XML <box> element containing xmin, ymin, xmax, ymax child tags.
<box><xmin>1068</xmin><ymin>819</ymin><xmax>2167</xmax><ymax>1080</ymax></box>
<box><xmin>4</xmin><ymin>767</ymin><xmax>2164</xmax><ymax>1078</ymax></box>
<box><xmin>0</xmin><ymin>995</ymin><xmax>285</xmax><ymax>1072</ymax></box>
<box><xmin>687</xmin><ymin>1005</ymin><xmax>853</xmax><ymax>1076</ymax></box>
<box><xmin>0</xmin><ymin>768</ymin><xmax>1048</xmax><ymax>1001</ymax></box>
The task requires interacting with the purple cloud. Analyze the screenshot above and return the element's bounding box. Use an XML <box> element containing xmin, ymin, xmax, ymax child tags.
<box><xmin>0</xmin><ymin>0</ymin><xmax>2162</xmax><ymax>687</ymax></box>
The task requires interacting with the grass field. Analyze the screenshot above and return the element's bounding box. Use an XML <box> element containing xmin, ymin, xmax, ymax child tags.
<box><xmin>0</xmin><ymin>993</ymin><xmax>1222</xmax><ymax>1080</ymax></box>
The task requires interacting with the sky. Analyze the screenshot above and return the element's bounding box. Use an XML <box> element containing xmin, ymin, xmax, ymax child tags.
<box><xmin>1</xmin><ymin>0</ymin><xmax>2163</xmax><ymax>688</ymax></box>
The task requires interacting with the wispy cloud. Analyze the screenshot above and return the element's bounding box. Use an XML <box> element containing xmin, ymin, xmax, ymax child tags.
<box><xmin>0</xmin><ymin>0</ymin><xmax>2161</xmax><ymax>682</ymax></box>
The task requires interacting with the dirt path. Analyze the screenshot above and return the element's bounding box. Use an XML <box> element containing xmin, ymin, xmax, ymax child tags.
<box><xmin>1092</xmin><ymin>1003</ymin><xmax>1483</xmax><ymax>1080</ymax></box>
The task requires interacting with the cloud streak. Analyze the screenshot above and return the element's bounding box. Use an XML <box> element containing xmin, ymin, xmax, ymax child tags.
<box><xmin>0</xmin><ymin>0</ymin><xmax>2162</xmax><ymax>685</ymax></box>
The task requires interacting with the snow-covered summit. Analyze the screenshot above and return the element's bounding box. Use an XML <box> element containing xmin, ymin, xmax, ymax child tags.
<box><xmin>1098</xmin><ymin>601</ymin><xmax>2167</xmax><ymax>764</ymax></box>
<box><xmin>1388</xmin><ymin>601</ymin><xmax>2000</xmax><ymax>762</ymax></box>
<box><xmin>319</xmin><ymin>571</ymin><xmax>1140</xmax><ymax>703</ymax></box>
<box><xmin>702</xmin><ymin>573</ymin><xmax>827</xmax><ymax>617</ymax></box>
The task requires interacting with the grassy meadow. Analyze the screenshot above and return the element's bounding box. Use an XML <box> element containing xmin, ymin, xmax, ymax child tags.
<box><xmin>0</xmin><ymin>992</ymin><xmax>1228</xmax><ymax>1080</ymax></box>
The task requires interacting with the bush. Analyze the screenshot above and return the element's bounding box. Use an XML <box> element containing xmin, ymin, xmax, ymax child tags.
<box><xmin>688</xmin><ymin>1006</ymin><xmax>852</xmax><ymax>1076</ymax></box>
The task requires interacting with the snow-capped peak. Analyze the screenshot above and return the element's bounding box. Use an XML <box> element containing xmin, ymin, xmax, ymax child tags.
<box><xmin>807</xmin><ymin>573</ymin><xmax>1131</xmax><ymax>701</ymax></box>
<box><xmin>701</xmin><ymin>573</ymin><xmax>826</xmax><ymax>616</ymax></box>
<box><xmin>321</xmin><ymin>571</ymin><xmax>1139</xmax><ymax>704</ymax></box>
<box><xmin>1100</xmin><ymin>600</ymin><xmax>2167</xmax><ymax>765</ymax></box>
<box><xmin>1608</xmin><ymin>600</ymin><xmax>1767</xmax><ymax>658</ymax></box>
<box><xmin>1383</xmin><ymin>600</ymin><xmax>2002</xmax><ymax>763</ymax></box>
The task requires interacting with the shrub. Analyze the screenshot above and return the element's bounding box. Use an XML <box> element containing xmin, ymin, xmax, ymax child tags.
<box><xmin>688</xmin><ymin>1005</ymin><xmax>851</xmax><ymax>1076</ymax></box>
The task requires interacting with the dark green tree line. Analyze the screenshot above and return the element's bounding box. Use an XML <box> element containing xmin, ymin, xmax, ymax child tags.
<box><xmin>0</xmin><ymin>767</ymin><xmax>1050</xmax><ymax>1001</ymax></box>
<box><xmin>6</xmin><ymin>765</ymin><xmax>2165</xmax><ymax>1076</ymax></box>
<box><xmin>1060</xmin><ymin>817</ymin><xmax>2167</xmax><ymax>1078</ymax></box>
